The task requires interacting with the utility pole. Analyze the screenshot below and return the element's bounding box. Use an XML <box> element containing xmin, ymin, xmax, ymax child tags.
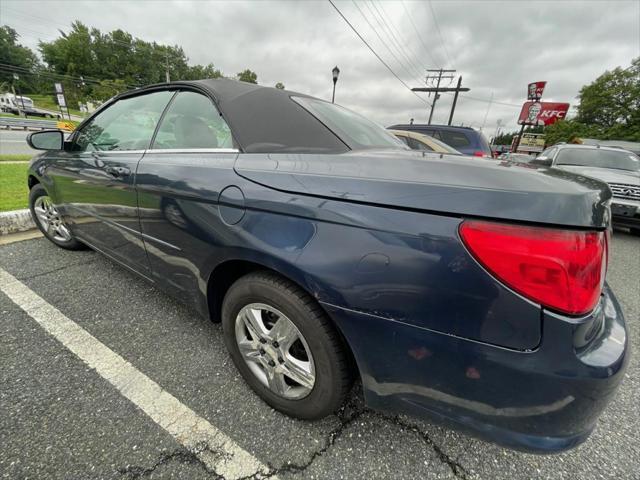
<box><xmin>427</xmin><ymin>69</ymin><xmax>454</xmax><ymax>124</ymax></box>
<box><xmin>412</xmin><ymin>69</ymin><xmax>469</xmax><ymax>125</ymax></box>
<box><xmin>11</xmin><ymin>73</ymin><xmax>26</xmax><ymax>116</ymax></box>
<box><xmin>165</xmin><ymin>54</ymin><xmax>170</xmax><ymax>83</ymax></box>
<box><xmin>447</xmin><ymin>76</ymin><xmax>463</xmax><ymax>126</ymax></box>
<box><xmin>480</xmin><ymin>91</ymin><xmax>494</xmax><ymax>131</ymax></box>
<box><xmin>492</xmin><ymin>119</ymin><xmax>503</xmax><ymax>146</ymax></box>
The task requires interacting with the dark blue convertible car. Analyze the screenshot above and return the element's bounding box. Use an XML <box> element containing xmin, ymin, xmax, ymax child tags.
<box><xmin>26</xmin><ymin>79</ymin><xmax>628</xmax><ymax>452</ymax></box>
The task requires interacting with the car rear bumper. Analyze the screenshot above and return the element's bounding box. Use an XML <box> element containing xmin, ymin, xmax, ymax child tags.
<box><xmin>324</xmin><ymin>284</ymin><xmax>628</xmax><ymax>453</ymax></box>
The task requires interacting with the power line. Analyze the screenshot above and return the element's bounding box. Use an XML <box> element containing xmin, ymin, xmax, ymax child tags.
<box><xmin>328</xmin><ymin>0</ymin><xmax>431</xmax><ymax>106</ymax></box>
<box><xmin>427</xmin><ymin>1</ymin><xmax>453</xmax><ymax>68</ymax></box>
<box><xmin>459</xmin><ymin>94</ymin><xmax>521</xmax><ymax>108</ymax></box>
<box><xmin>376</xmin><ymin>1</ymin><xmax>432</xmax><ymax>74</ymax></box>
<box><xmin>352</xmin><ymin>1</ymin><xmax>422</xmax><ymax>86</ymax></box>
<box><xmin>0</xmin><ymin>62</ymin><xmax>139</xmax><ymax>89</ymax></box>
<box><xmin>366</xmin><ymin>1</ymin><xmax>425</xmax><ymax>81</ymax></box>
<box><xmin>400</xmin><ymin>0</ymin><xmax>440</xmax><ymax>68</ymax></box>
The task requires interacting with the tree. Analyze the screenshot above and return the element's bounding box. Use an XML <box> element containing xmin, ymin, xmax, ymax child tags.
<box><xmin>36</xmin><ymin>22</ymin><xmax>233</xmax><ymax>106</ymax></box>
<box><xmin>275</xmin><ymin>82</ymin><xmax>285</xmax><ymax>90</ymax></box>
<box><xmin>0</xmin><ymin>26</ymin><xmax>41</xmax><ymax>92</ymax></box>
<box><xmin>576</xmin><ymin>57</ymin><xmax>639</xmax><ymax>130</ymax></box>
<box><xmin>91</xmin><ymin>79</ymin><xmax>128</xmax><ymax>102</ymax></box>
<box><xmin>237</xmin><ymin>69</ymin><xmax>257</xmax><ymax>84</ymax></box>
<box><xmin>543</xmin><ymin>121</ymin><xmax>603</xmax><ymax>146</ymax></box>
<box><xmin>185</xmin><ymin>63</ymin><xmax>223</xmax><ymax>80</ymax></box>
<box><xmin>543</xmin><ymin>58</ymin><xmax>640</xmax><ymax>143</ymax></box>
<box><xmin>493</xmin><ymin>131</ymin><xmax>517</xmax><ymax>146</ymax></box>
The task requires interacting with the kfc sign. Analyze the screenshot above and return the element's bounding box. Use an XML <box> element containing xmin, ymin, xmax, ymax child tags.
<box><xmin>518</xmin><ymin>101</ymin><xmax>570</xmax><ymax>126</ymax></box>
<box><xmin>527</xmin><ymin>81</ymin><xmax>546</xmax><ymax>101</ymax></box>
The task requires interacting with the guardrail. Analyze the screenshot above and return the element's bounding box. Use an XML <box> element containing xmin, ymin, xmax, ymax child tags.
<box><xmin>0</xmin><ymin>117</ymin><xmax>60</xmax><ymax>131</ymax></box>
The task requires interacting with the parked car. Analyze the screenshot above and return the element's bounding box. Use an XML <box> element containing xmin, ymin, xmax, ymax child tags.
<box><xmin>538</xmin><ymin>144</ymin><xmax>640</xmax><ymax>234</ymax></box>
<box><xmin>497</xmin><ymin>152</ymin><xmax>536</xmax><ymax>163</ymax></box>
<box><xmin>388</xmin><ymin>129</ymin><xmax>461</xmax><ymax>154</ymax></box>
<box><xmin>25</xmin><ymin>79</ymin><xmax>627</xmax><ymax>452</ymax></box>
<box><xmin>0</xmin><ymin>93</ymin><xmax>55</xmax><ymax>118</ymax></box>
<box><xmin>387</xmin><ymin>123</ymin><xmax>492</xmax><ymax>157</ymax></box>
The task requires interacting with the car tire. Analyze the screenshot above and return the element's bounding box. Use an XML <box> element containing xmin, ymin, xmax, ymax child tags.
<box><xmin>222</xmin><ymin>271</ymin><xmax>353</xmax><ymax>419</ymax></box>
<box><xmin>29</xmin><ymin>184</ymin><xmax>83</xmax><ymax>250</ymax></box>
<box><xmin>630</xmin><ymin>227</ymin><xmax>640</xmax><ymax>237</ymax></box>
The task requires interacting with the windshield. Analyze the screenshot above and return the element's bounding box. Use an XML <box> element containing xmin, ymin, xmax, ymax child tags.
<box><xmin>556</xmin><ymin>148</ymin><xmax>640</xmax><ymax>171</ymax></box>
<box><xmin>293</xmin><ymin>96</ymin><xmax>408</xmax><ymax>150</ymax></box>
<box><xmin>15</xmin><ymin>97</ymin><xmax>34</xmax><ymax>108</ymax></box>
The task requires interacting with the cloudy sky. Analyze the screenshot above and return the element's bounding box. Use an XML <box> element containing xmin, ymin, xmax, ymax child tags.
<box><xmin>3</xmin><ymin>0</ymin><xmax>639</xmax><ymax>134</ymax></box>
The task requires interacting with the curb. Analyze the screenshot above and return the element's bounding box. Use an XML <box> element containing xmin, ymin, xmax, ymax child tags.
<box><xmin>0</xmin><ymin>209</ymin><xmax>36</xmax><ymax>235</ymax></box>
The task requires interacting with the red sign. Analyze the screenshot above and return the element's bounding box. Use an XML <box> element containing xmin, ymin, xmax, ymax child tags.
<box><xmin>527</xmin><ymin>81</ymin><xmax>546</xmax><ymax>100</ymax></box>
<box><xmin>518</xmin><ymin>101</ymin><xmax>570</xmax><ymax>126</ymax></box>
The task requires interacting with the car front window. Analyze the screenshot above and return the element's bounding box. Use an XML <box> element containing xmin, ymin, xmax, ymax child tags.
<box><xmin>73</xmin><ymin>91</ymin><xmax>174</xmax><ymax>152</ymax></box>
<box><xmin>556</xmin><ymin>148</ymin><xmax>640</xmax><ymax>171</ymax></box>
<box><xmin>293</xmin><ymin>96</ymin><xmax>408</xmax><ymax>150</ymax></box>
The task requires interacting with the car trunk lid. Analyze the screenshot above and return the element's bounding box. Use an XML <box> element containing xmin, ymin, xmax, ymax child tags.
<box><xmin>235</xmin><ymin>150</ymin><xmax>611</xmax><ymax>229</ymax></box>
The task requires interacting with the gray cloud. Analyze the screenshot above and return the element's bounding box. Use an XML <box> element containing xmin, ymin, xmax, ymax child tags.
<box><xmin>3</xmin><ymin>0</ymin><xmax>639</xmax><ymax>134</ymax></box>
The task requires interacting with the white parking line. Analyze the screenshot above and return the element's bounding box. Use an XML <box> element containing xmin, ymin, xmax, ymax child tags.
<box><xmin>0</xmin><ymin>267</ymin><xmax>275</xmax><ymax>480</ymax></box>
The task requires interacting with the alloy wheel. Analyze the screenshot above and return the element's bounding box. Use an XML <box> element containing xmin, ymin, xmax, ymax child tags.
<box><xmin>235</xmin><ymin>303</ymin><xmax>316</xmax><ymax>399</ymax></box>
<box><xmin>33</xmin><ymin>195</ymin><xmax>72</xmax><ymax>243</ymax></box>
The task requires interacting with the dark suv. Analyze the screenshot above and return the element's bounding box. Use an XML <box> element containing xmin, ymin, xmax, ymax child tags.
<box><xmin>388</xmin><ymin>124</ymin><xmax>492</xmax><ymax>157</ymax></box>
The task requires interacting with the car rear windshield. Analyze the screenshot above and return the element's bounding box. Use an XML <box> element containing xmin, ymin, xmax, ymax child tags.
<box><xmin>556</xmin><ymin>148</ymin><xmax>640</xmax><ymax>171</ymax></box>
<box><xmin>439</xmin><ymin>130</ymin><xmax>472</xmax><ymax>149</ymax></box>
<box><xmin>293</xmin><ymin>97</ymin><xmax>408</xmax><ymax>150</ymax></box>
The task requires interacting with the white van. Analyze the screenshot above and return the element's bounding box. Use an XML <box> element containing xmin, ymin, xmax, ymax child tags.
<box><xmin>0</xmin><ymin>93</ymin><xmax>36</xmax><ymax>113</ymax></box>
<box><xmin>0</xmin><ymin>93</ymin><xmax>55</xmax><ymax>118</ymax></box>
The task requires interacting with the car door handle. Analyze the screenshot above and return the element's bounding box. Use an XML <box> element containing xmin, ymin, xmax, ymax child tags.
<box><xmin>105</xmin><ymin>166</ymin><xmax>131</xmax><ymax>177</ymax></box>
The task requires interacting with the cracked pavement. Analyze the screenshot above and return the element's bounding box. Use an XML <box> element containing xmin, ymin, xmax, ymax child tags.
<box><xmin>1</xmin><ymin>231</ymin><xmax>638</xmax><ymax>479</ymax></box>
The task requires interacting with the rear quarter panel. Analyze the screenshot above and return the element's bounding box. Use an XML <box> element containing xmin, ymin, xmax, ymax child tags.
<box><xmin>131</xmin><ymin>152</ymin><xmax>542</xmax><ymax>350</ymax></box>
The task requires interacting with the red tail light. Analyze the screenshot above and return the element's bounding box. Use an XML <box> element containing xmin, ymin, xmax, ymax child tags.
<box><xmin>472</xmin><ymin>151</ymin><xmax>487</xmax><ymax>157</ymax></box>
<box><xmin>459</xmin><ymin>221</ymin><xmax>607</xmax><ymax>316</ymax></box>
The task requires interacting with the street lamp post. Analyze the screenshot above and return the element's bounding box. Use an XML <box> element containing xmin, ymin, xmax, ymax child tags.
<box><xmin>331</xmin><ymin>66</ymin><xmax>340</xmax><ymax>103</ymax></box>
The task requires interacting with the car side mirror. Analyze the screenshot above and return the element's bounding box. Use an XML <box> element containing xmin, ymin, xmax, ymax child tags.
<box><xmin>27</xmin><ymin>130</ymin><xmax>64</xmax><ymax>150</ymax></box>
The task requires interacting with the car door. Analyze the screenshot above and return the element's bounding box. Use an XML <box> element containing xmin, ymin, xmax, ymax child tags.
<box><xmin>49</xmin><ymin>90</ymin><xmax>175</xmax><ymax>277</ymax></box>
<box><xmin>135</xmin><ymin>90</ymin><xmax>239</xmax><ymax>306</ymax></box>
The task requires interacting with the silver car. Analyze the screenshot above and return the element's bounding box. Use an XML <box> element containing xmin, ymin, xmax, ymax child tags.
<box><xmin>537</xmin><ymin>144</ymin><xmax>640</xmax><ymax>234</ymax></box>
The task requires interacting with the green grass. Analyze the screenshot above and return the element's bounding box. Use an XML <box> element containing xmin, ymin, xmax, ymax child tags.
<box><xmin>29</xmin><ymin>94</ymin><xmax>85</xmax><ymax>117</ymax></box>
<box><xmin>0</xmin><ymin>154</ymin><xmax>32</xmax><ymax>162</ymax></box>
<box><xmin>0</xmin><ymin>163</ymin><xmax>29</xmax><ymax>212</ymax></box>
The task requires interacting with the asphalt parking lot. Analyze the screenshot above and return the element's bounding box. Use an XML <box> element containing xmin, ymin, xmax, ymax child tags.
<box><xmin>1</xmin><ymin>230</ymin><xmax>638</xmax><ymax>480</ymax></box>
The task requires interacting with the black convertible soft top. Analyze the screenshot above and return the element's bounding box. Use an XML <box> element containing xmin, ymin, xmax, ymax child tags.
<box><xmin>120</xmin><ymin>78</ymin><xmax>349</xmax><ymax>154</ymax></box>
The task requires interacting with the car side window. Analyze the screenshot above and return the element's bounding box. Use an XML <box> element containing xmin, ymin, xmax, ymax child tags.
<box><xmin>73</xmin><ymin>91</ymin><xmax>173</xmax><ymax>152</ymax></box>
<box><xmin>408</xmin><ymin>137</ymin><xmax>434</xmax><ymax>151</ymax></box>
<box><xmin>152</xmin><ymin>91</ymin><xmax>233</xmax><ymax>149</ymax></box>
<box><xmin>421</xmin><ymin>129</ymin><xmax>439</xmax><ymax>140</ymax></box>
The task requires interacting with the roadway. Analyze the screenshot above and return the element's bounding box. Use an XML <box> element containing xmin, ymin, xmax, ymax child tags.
<box><xmin>0</xmin><ymin>129</ymin><xmax>37</xmax><ymax>155</ymax></box>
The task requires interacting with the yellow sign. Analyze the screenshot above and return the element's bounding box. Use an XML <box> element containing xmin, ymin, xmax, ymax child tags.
<box><xmin>56</xmin><ymin>121</ymin><xmax>75</xmax><ymax>131</ymax></box>
<box><xmin>518</xmin><ymin>133</ymin><xmax>545</xmax><ymax>153</ymax></box>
